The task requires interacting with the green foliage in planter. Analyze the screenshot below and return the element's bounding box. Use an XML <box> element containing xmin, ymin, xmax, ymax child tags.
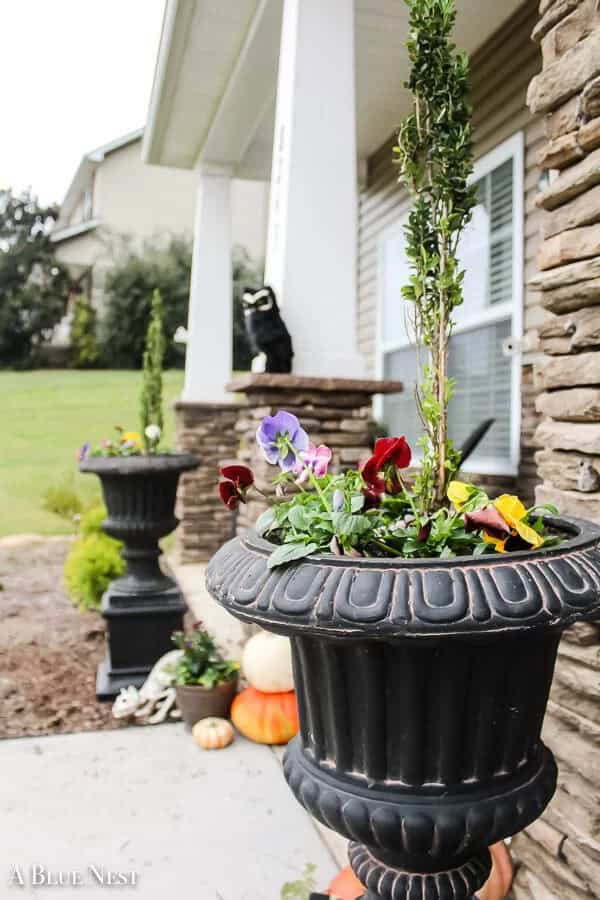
<box><xmin>64</xmin><ymin>505</ymin><xmax>124</xmax><ymax>611</ymax></box>
<box><xmin>172</xmin><ymin>625</ymin><xmax>239</xmax><ymax>688</ymax></box>
<box><xmin>140</xmin><ymin>289</ymin><xmax>165</xmax><ymax>450</ymax></box>
<box><xmin>70</xmin><ymin>294</ymin><xmax>100</xmax><ymax>368</ymax></box>
<box><xmin>395</xmin><ymin>0</ymin><xmax>477</xmax><ymax>513</ymax></box>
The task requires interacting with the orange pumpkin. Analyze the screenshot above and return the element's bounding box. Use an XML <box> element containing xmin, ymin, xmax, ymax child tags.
<box><xmin>231</xmin><ymin>686</ymin><xmax>299</xmax><ymax>745</ymax></box>
<box><xmin>327</xmin><ymin>866</ymin><xmax>363</xmax><ymax>899</ymax></box>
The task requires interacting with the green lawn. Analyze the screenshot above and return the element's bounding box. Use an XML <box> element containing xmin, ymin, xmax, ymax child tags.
<box><xmin>0</xmin><ymin>370</ymin><xmax>184</xmax><ymax>536</ymax></box>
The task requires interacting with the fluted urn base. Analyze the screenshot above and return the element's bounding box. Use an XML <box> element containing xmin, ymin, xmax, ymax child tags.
<box><xmin>350</xmin><ymin>844</ymin><xmax>491</xmax><ymax>900</ymax></box>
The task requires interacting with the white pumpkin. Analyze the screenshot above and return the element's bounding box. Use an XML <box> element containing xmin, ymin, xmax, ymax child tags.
<box><xmin>242</xmin><ymin>631</ymin><xmax>294</xmax><ymax>693</ymax></box>
<box><xmin>192</xmin><ymin>717</ymin><xmax>235</xmax><ymax>750</ymax></box>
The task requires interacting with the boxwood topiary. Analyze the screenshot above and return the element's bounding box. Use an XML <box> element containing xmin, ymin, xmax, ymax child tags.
<box><xmin>64</xmin><ymin>505</ymin><xmax>124</xmax><ymax>611</ymax></box>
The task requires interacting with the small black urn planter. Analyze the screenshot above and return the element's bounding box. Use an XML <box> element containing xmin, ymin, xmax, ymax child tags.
<box><xmin>207</xmin><ymin>517</ymin><xmax>600</xmax><ymax>900</ymax></box>
<box><xmin>81</xmin><ymin>453</ymin><xmax>199</xmax><ymax>700</ymax></box>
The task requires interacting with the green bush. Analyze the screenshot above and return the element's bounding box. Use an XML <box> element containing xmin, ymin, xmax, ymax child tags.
<box><xmin>70</xmin><ymin>294</ymin><xmax>100</xmax><ymax>368</ymax></box>
<box><xmin>79</xmin><ymin>504</ymin><xmax>107</xmax><ymax>535</ymax></box>
<box><xmin>101</xmin><ymin>236</ymin><xmax>192</xmax><ymax>369</ymax></box>
<box><xmin>64</xmin><ymin>504</ymin><xmax>124</xmax><ymax>611</ymax></box>
<box><xmin>101</xmin><ymin>238</ymin><xmax>262</xmax><ymax>370</ymax></box>
<box><xmin>42</xmin><ymin>481</ymin><xmax>83</xmax><ymax>520</ymax></box>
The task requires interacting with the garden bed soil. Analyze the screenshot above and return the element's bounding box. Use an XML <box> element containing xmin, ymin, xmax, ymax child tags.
<box><xmin>0</xmin><ymin>535</ymin><xmax>127</xmax><ymax>739</ymax></box>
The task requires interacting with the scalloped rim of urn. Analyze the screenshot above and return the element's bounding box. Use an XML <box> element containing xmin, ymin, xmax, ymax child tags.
<box><xmin>206</xmin><ymin>515</ymin><xmax>600</xmax><ymax>639</ymax></box>
<box><xmin>244</xmin><ymin>515</ymin><xmax>599</xmax><ymax>568</ymax></box>
<box><xmin>80</xmin><ymin>452</ymin><xmax>199</xmax><ymax>476</ymax></box>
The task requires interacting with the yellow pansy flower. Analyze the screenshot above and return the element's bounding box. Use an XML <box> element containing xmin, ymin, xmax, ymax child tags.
<box><xmin>447</xmin><ymin>481</ymin><xmax>472</xmax><ymax>511</ymax></box>
<box><xmin>121</xmin><ymin>431</ymin><xmax>142</xmax><ymax>448</ymax></box>
<box><xmin>493</xmin><ymin>494</ymin><xmax>544</xmax><ymax>550</ymax></box>
<box><xmin>482</xmin><ymin>531</ymin><xmax>508</xmax><ymax>553</ymax></box>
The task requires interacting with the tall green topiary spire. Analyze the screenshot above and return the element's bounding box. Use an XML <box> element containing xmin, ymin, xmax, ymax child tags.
<box><xmin>395</xmin><ymin>0</ymin><xmax>477</xmax><ymax>513</ymax></box>
<box><xmin>140</xmin><ymin>289</ymin><xmax>165</xmax><ymax>452</ymax></box>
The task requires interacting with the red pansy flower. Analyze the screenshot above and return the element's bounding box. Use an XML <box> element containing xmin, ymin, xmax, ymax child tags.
<box><xmin>362</xmin><ymin>436</ymin><xmax>411</xmax><ymax>495</ymax></box>
<box><xmin>218</xmin><ymin>465</ymin><xmax>254</xmax><ymax>510</ymax></box>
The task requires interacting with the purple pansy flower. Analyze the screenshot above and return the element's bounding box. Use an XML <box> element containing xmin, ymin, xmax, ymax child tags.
<box><xmin>77</xmin><ymin>442</ymin><xmax>90</xmax><ymax>462</ymax></box>
<box><xmin>256</xmin><ymin>410</ymin><xmax>309</xmax><ymax>471</ymax></box>
<box><xmin>294</xmin><ymin>443</ymin><xmax>332</xmax><ymax>484</ymax></box>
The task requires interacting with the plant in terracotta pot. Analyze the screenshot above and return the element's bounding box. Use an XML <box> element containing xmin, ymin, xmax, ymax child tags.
<box><xmin>79</xmin><ymin>289</ymin><xmax>199</xmax><ymax>700</ymax></box>
<box><xmin>206</xmin><ymin>2</ymin><xmax>600</xmax><ymax>899</ymax></box>
<box><xmin>172</xmin><ymin>623</ymin><xmax>239</xmax><ymax>728</ymax></box>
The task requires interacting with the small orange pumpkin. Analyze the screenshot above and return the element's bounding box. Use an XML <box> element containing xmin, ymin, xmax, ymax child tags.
<box><xmin>231</xmin><ymin>686</ymin><xmax>299</xmax><ymax>745</ymax></box>
<box><xmin>192</xmin><ymin>717</ymin><xmax>235</xmax><ymax>750</ymax></box>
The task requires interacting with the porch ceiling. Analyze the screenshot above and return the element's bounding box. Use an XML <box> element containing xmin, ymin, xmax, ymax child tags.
<box><xmin>143</xmin><ymin>0</ymin><xmax>527</xmax><ymax>179</ymax></box>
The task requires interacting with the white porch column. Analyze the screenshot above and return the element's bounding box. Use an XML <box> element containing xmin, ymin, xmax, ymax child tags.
<box><xmin>265</xmin><ymin>0</ymin><xmax>365</xmax><ymax>377</ymax></box>
<box><xmin>182</xmin><ymin>164</ymin><xmax>233</xmax><ymax>403</ymax></box>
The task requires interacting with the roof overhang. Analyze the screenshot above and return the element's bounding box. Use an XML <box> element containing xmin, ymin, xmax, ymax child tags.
<box><xmin>50</xmin><ymin>218</ymin><xmax>100</xmax><ymax>244</ymax></box>
<box><xmin>56</xmin><ymin>128</ymin><xmax>144</xmax><ymax>228</ymax></box>
<box><xmin>143</xmin><ymin>0</ymin><xmax>528</xmax><ymax>179</ymax></box>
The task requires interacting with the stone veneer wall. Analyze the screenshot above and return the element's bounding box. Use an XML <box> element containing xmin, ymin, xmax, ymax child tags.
<box><xmin>511</xmin><ymin>2</ymin><xmax>600</xmax><ymax>897</ymax></box>
<box><xmin>228</xmin><ymin>375</ymin><xmax>402</xmax><ymax>533</ymax></box>
<box><xmin>174</xmin><ymin>402</ymin><xmax>242</xmax><ymax>562</ymax></box>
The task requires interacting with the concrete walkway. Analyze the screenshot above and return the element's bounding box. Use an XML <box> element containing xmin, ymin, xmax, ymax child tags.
<box><xmin>0</xmin><ymin>724</ymin><xmax>339</xmax><ymax>899</ymax></box>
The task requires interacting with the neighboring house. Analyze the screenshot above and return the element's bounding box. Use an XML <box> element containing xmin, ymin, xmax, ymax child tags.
<box><xmin>142</xmin><ymin>3</ymin><xmax>600</xmax><ymax>898</ymax></box>
<box><xmin>51</xmin><ymin>128</ymin><xmax>269</xmax><ymax>339</ymax></box>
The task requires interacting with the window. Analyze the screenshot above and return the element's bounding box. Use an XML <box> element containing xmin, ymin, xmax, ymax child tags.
<box><xmin>377</xmin><ymin>133</ymin><xmax>523</xmax><ymax>475</ymax></box>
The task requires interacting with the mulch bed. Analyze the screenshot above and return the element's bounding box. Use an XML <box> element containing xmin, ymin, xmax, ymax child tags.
<box><xmin>0</xmin><ymin>536</ymin><xmax>126</xmax><ymax>739</ymax></box>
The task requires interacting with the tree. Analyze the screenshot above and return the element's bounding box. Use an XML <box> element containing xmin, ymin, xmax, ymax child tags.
<box><xmin>140</xmin><ymin>289</ymin><xmax>165</xmax><ymax>449</ymax></box>
<box><xmin>0</xmin><ymin>188</ymin><xmax>71</xmax><ymax>367</ymax></box>
<box><xmin>395</xmin><ymin>0</ymin><xmax>476</xmax><ymax>513</ymax></box>
<box><xmin>70</xmin><ymin>294</ymin><xmax>100</xmax><ymax>368</ymax></box>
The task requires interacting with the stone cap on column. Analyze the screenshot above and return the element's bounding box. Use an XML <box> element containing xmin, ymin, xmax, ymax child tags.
<box><xmin>226</xmin><ymin>373</ymin><xmax>403</xmax><ymax>396</ymax></box>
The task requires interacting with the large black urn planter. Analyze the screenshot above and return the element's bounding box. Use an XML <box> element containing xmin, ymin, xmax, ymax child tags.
<box><xmin>206</xmin><ymin>517</ymin><xmax>600</xmax><ymax>900</ymax></box>
<box><xmin>81</xmin><ymin>453</ymin><xmax>199</xmax><ymax>700</ymax></box>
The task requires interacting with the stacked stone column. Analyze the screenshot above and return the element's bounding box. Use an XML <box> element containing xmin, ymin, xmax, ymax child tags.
<box><xmin>174</xmin><ymin>402</ymin><xmax>243</xmax><ymax>562</ymax></box>
<box><xmin>511</xmin><ymin>2</ymin><xmax>600</xmax><ymax>896</ymax></box>
<box><xmin>227</xmin><ymin>374</ymin><xmax>402</xmax><ymax>533</ymax></box>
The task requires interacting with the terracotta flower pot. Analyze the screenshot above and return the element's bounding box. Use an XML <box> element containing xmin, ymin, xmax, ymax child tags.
<box><xmin>175</xmin><ymin>675</ymin><xmax>239</xmax><ymax>729</ymax></box>
<box><xmin>326</xmin><ymin>844</ymin><xmax>512</xmax><ymax>900</ymax></box>
<box><xmin>476</xmin><ymin>843</ymin><xmax>513</xmax><ymax>900</ymax></box>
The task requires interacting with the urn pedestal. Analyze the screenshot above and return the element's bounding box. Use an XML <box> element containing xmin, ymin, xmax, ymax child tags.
<box><xmin>206</xmin><ymin>519</ymin><xmax>600</xmax><ymax>900</ymax></box>
<box><xmin>81</xmin><ymin>453</ymin><xmax>199</xmax><ymax>700</ymax></box>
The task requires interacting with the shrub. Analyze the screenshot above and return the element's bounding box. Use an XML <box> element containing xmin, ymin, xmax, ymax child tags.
<box><xmin>101</xmin><ymin>237</ymin><xmax>262</xmax><ymax>370</ymax></box>
<box><xmin>42</xmin><ymin>481</ymin><xmax>83</xmax><ymax>520</ymax></box>
<box><xmin>64</xmin><ymin>505</ymin><xmax>124</xmax><ymax>611</ymax></box>
<box><xmin>101</xmin><ymin>236</ymin><xmax>192</xmax><ymax>369</ymax></box>
<box><xmin>79</xmin><ymin>503</ymin><xmax>107</xmax><ymax>535</ymax></box>
<box><xmin>70</xmin><ymin>294</ymin><xmax>100</xmax><ymax>368</ymax></box>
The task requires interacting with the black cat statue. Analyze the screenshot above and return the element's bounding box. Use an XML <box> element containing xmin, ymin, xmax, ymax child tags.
<box><xmin>242</xmin><ymin>285</ymin><xmax>294</xmax><ymax>374</ymax></box>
